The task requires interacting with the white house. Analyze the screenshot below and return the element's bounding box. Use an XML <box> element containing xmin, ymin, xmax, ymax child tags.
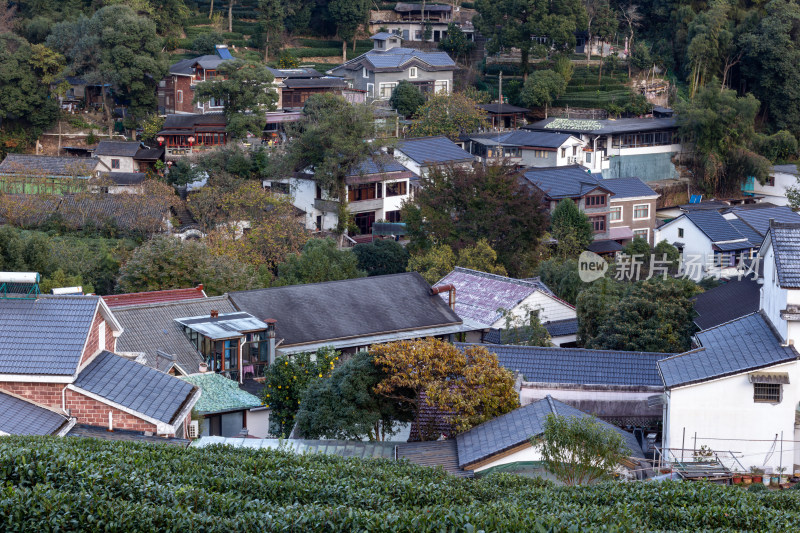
<box><xmin>461</xmin><ymin>130</ymin><xmax>585</xmax><ymax>167</ymax></box>
<box><xmin>393</xmin><ymin>136</ymin><xmax>474</xmax><ymax>177</ymax></box>
<box><xmin>658</xmin><ymin>221</ymin><xmax>800</xmax><ymax>472</ymax></box>
<box><xmin>742</xmin><ymin>164</ymin><xmax>799</xmax><ymax>206</ymax></box>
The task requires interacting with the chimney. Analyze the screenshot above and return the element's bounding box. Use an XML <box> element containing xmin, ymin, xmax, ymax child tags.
<box><xmin>430</xmin><ymin>284</ymin><xmax>456</xmax><ymax>311</ymax></box>
<box><xmin>210</xmin><ymin>309</ymin><xmax>219</xmax><ymax>318</ymax></box>
<box><xmin>265</xmin><ymin>318</ymin><xmax>277</xmax><ymax>365</ymax></box>
<box><xmin>196</xmin><ymin>283</ymin><xmax>204</xmax><ymax>292</ymax></box>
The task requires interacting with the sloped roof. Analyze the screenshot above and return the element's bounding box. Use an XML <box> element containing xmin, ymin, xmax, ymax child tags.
<box><xmin>395</xmin><ymin>3</ymin><xmax>451</xmax><ymax>12</ymax></box>
<box><xmin>692</xmin><ymin>279</ymin><xmax>761</xmax><ymax>330</ymax></box>
<box><xmin>169</xmin><ymin>57</ymin><xmax>197</xmax><ymax>76</ymax></box>
<box><xmin>94</xmin><ymin>141</ymin><xmax>141</xmax><ymax>157</ymax></box>
<box><xmin>396</xmin><ymin>440</ymin><xmax>473</xmax><ymax>477</ymax></box>
<box><xmin>396</xmin><ymin>136</ymin><xmax>473</xmax><ymax>164</ymax></box>
<box><xmin>134</xmin><ymin>147</ymin><xmax>164</xmax><ymax>161</ymax></box>
<box><xmin>180</xmin><ymin>373</ymin><xmax>261</xmax><ymax>414</ymax></box>
<box><xmin>175</xmin><ymin>312</ymin><xmax>269</xmax><ymax>341</ymax></box>
<box><xmin>267</xmin><ymin>67</ymin><xmax>324</xmax><ymax>79</ymax></box>
<box><xmin>460</xmin><ymin>343</ymin><xmax>667</xmax><ymax>387</ymax></box>
<box><xmin>74</xmin><ymin>351</ymin><xmax>197</xmax><ymax>424</ymax></box>
<box><xmin>370</xmin><ymin>32</ymin><xmax>395</xmax><ymax>41</ymax></box>
<box><xmin>0</xmin><ymin>154</ymin><xmax>99</xmax><ymax>177</ymax></box>
<box><xmin>658</xmin><ymin>313</ymin><xmax>799</xmax><ymax>388</ymax></box>
<box><xmin>347</xmin><ymin>155</ymin><xmax>409</xmax><ymax>176</ymax></box>
<box><xmin>477</xmin><ymin>103</ymin><xmax>530</xmax><ymax>114</ymax></box>
<box><xmin>525</xmin><ymin>117</ymin><xmax>678</xmax><ymax>135</ymax></box>
<box><xmin>522</xmin><ymin>165</ymin><xmax>608</xmax><ymax>199</ymax></box>
<box><xmin>113</xmin><ymin>295</ymin><xmax>236</xmax><ymax>374</ymax></box>
<box><xmin>103</xmin><ymin>287</ymin><xmax>206</xmax><ymax>308</ymax></box>
<box><xmin>543</xmin><ymin>318</ymin><xmax>579</xmax><ymax>337</ymax></box>
<box><xmin>0</xmin><ymin>391</ymin><xmax>71</xmax><ymax>436</ymax></box>
<box><xmin>100</xmin><ymin>172</ymin><xmax>146</xmax><ymax>185</ymax></box>
<box><xmin>683</xmin><ymin>210</ymin><xmax>747</xmax><ymax>243</ymax></box>
<box><xmin>602</xmin><ymin>177</ymin><xmax>659</xmax><ymax>199</ymax></box>
<box><xmin>773</xmin><ymin>164</ymin><xmax>799</xmax><ymax>175</ymax></box>
<box><xmin>434</xmin><ymin>267</ymin><xmax>567</xmax><ymax>327</ymax></box>
<box><xmin>730</xmin><ymin>205</ymin><xmax>800</xmax><ymax>236</ymax></box>
<box><xmin>769</xmin><ymin>221</ymin><xmax>800</xmax><ymax>288</ymax></box>
<box><xmin>465</xmin><ymin>130</ymin><xmax>571</xmax><ymax>149</ymax></box>
<box><xmin>728</xmin><ymin>218</ymin><xmax>764</xmax><ymax>247</ymax></box>
<box><xmin>0</xmin><ymin>295</ymin><xmax>99</xmax><ymax>376</ymax></box>
<box><xmin>455</xmin><ymin>396</ymin><xmax>643</xmax><ymax>468</ymax></box>
<box><xmin>336</xmin><ymin>47</ymin><xmax>455</xmax><ymax>72</ymax></box>
<box><xmin>160</xmin><ymin>113</ymin><xmax>226</xmax><ymax>132</ymax></box>
<box><xmin>282</xmin><ymin>77</ymin><xmax>348</xmax><ymax>89</ymax></box>
<box><xmin>229</xmin><ymin>272</ymin><xmax>462</xmax><ymax>348</ymax></box>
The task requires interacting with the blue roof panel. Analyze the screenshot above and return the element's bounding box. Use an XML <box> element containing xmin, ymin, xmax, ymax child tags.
<box><xmin>684</xmin><ymin>210</ymin><xmax>747</xmax><ymax>243</ymax></box>
<box><xmin>397</xmin><ymin>136</ymin><xmax>473</xmax><ymax>164</ymax></box>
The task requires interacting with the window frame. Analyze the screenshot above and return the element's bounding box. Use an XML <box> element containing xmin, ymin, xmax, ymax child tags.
<box><xmin>633</xmin><ymin>229</ymin><xmax>649</xmax><ymax>242</ymax></box>
<box><xmin>585</xmin><ymin>194</ymin><xmax>607</xmax><ymax>208</ymax></box>
<box><xmin>379</xmin><ymin>82</ymin><xmax>397</xmax><ymax>99</ymax></box>
<box><xmin>362</xmin><ymin>66</ymin><xmax>369</xmax><ymax>79</ymax></box>
<box><xmin>409</xmin><ymin>66</ymin><xmax>418</xmax><ymax>78</ymax></box>
<box><xmin>753</xmin><ymin>383</ymin><xmax>782</xmax><ymax>403</ymax></box>
<box><xmin>678</xmin><ymin>227</ymin><xmax>684</xmax><ymax>238</ymax></box>
<box><xmin>589</xmin><ymin>215</ymin><xmax>606</xmax><ymax>233</ymax></box>
<box><xmin>632</xmin><ymin>203</ymin><xmax>650</xmax><ymax>220</ymax></box>
<box><xmin>385</xmin><ymin>180</ymin><xmax>407</xmax><ymax>197</ymax></box>
<box><xmin>111</xmin><ymin>159</ymin><xmax>120</xmax><ymax>169</ymax></box>
<box><xmin>609</xmin><ymin>205</ymin><xmax>622</xmax><ymax>222</ymax></box>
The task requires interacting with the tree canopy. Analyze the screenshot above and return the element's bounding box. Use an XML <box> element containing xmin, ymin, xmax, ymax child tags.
<box><xmin>519</xmin><ymin>70</ymin><xmax>567</xmax><ymax>116</ymax></box>
<box><xmin>408</xmin><ymin>92</ymin><xmax>488</xmax><ymax>139</ymax></box>
<box><xmin>389</xmin><ymin>81</ymin><xmax>425</xmax><ymax>118</ymax></box>
<box><xmin>353</xmin><ymin>239</ymin><xmax>409</xmax><ymax>277</ymax></box>
<box><xmin>550</xmin><ymin>199</ymin><xmax>593</xmax><ymax>259</ymax></box>
<box><xmin>275</xmin><ymin>238</ymin><xmax>366</xmax><ymax>285</ymax></box>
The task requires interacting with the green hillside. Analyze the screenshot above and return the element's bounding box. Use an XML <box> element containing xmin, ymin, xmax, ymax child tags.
<box><xmin>1</xmin><ymin>437</ymin><xmax>799</xmax><ymax>531</ymax></box>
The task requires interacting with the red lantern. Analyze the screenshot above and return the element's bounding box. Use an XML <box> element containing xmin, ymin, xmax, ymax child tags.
<box><xmin>157</xmin><ymin>136</ymin><xmax>164</xmax><ymax>146</ymax></box>
<box><xmin>188</xmin><ymin>136</ymin><xmax>195</xmax><ymax>146</ymax></box>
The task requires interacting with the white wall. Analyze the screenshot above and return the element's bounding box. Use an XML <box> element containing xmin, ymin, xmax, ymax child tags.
<box><xmin>761</xmin><ymin>241</ymin><xmax>789</xmax><ymax>342</ymax></box>
<box><xmin>550</xmin><ymin>334</ymin><xmax>577</xmax><ymax>346</ymax></box>
<box><xmin>490</xmin><ymin>292</ymin><xmax>576</xmax><ymax>329</ymax></box>
<box><xmin>654</xmin><ymin>216</ymin><xmax>713</xmax><ymax>281</ymax></box>
<box><xmin>751</xmin><ymin>171</ymin><xmax>797</xmax><ymax>206</ymax></box>
<box><xmin>247</xmin><ymin>409</ymin><xmax>271</xmax><ymax>438</ymax></box>
<box><xmin>97</xmin><ymin>155</ymin><xmax>137</xmax><ymax>173</ymax></box>
<box><xmin>519</xmin><ymin>385</ymin><xmax>657</xmax><ymax>408</ymax></box>
<box><xmin>472</xmin><ymin>443</ymin><xmax>541</xmax><ymax>473</ymax></box>
<box><xmin>664</xmin><ymin>360</ymin><xmax>800</xmax><ymax>472</ymax></box>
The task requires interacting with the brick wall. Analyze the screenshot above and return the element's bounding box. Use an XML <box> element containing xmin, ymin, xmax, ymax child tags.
<box><xmin>65</xmin><ymin>389</ymin><xmax>157</xmax><ymax>433</ymax></box>
<box><xmin>105</xmin><ymin>316</ymin><xmax>117</xmax><ymax>353</ymax></box>
<box><xmin>81</xmin><ymin>312</ymin><xmax>116</xmax><ymax>365</ymax></box>
<box><xmin>0</xmin><ymin>382</ymin><xmax>65</xmax><ymax>409</ymax></box>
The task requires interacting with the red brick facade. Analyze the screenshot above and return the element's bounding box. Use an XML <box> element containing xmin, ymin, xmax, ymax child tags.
<box><xmin>159</xmin><ymin>75</ymin><xmax>196</xmax><ymax>114</ymax></box>
<box><xmin>80</xmin><ymin>312</ymin><xmax>117</xmax><ymax>366</ymax></box>
<box><xmin>0</xmin><ymin>382</ymin><xmax>64</xmax><ymax>409</ymax></box>
<box><xmin>65</xmin><ymin>389</ymin><xmax>158</xmax><ymax>433</ymax></box>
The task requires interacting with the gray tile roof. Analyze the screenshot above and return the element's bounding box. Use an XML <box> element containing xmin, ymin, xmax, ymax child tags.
<box><xmin>348</xmin><ymin>155</ymin><xmax>409</xmax><ymax>176</ymax></box>
<box><xmin>169</xmin><ymin>57</ymin><xmax>196</xmax><ymax>76</ymax></box>
<box><xmin>455</xmin><ymin>396</ymin><xmax>643</xmax><ymax>468</ymax></box>
<box><xmin>658</xmin><ymin>313</ymin><xmax>799</xmax><ymax>388</ymax></box>
<box><xmin>683</xmin><ymin>210</ymin><xmax>748</xmax><ymax>243</ymax></box>
<box><xmin>435</xmin><ymin>267</ymin><xmax>562</xmax><ymax>327</ymax></box>
<box><xmin>100</xmin><ymin>172</ymin><xmax>146</xmax><ymax>185</ymax></box>
<box><xmin>336</xmin><ymin>47</ymin><xmax>455</xmax><ymax>72</ymax></box>
<box><xmin>543</xmin><ymin>318</ymin><xmax>579</xmax><ymax>337</ymax></box>
<box><xmin>773</xmin><ymin>164</ymin><xmax>799</xmax><ymax>175</ymax></box>
<box><xmin>0</xmin><ymin>391</ymin><xmax>71</xmax><ymax>436</ymax></box>
<box><xmin>477</xmin><ymin>103</ymin><xmax>530</xmax><ymax>114</ymax></box>
<box><xmin>161</xmin><ymin>113</ymin><xmax>226</xmax><ymax>131</ymax></box>
<box><xmin>0</xmin><ymin>154</ymin><xmax>99</xmax><ymax>177</ymax></box>
<box><xmin>0</xmin><ymin>295</ymin><xmax>99</xmax><ymax>375</ymax></box>
<box><xmin>728</xmin><ymin>218</ymin><xmax>764</xmax><ymax>247</ymax></box>
<box><xmin>466</xmin><ymin>130</ymin><xmax>571</xmax><ymax>149</ymax></box>
<box><xmin>602</xmin><ymin>177</ymin><xmax>659</xmax><ymax>199</ymax></box>
<box><xmin>369</xmin><ymin>32</ymin><xmax>394</xmax><ymax>41</ymax></box>
<box><xmin>730</xmin><ymin>206</ymin><xmax>800</xmax><ymax>236</ymax></box>
<box><xmin>396</xmin><ymin>440</ymin><xmax>473</xmax><ymax>477</ymax></box>
<box><xmin>68</xmin><ymin>424</ymin><xmax>190</xmax><ymax>446</ymax></box>
<box><xmin>267</xmin><ymin>67</ymin><xmax>324</xmax><ymax>79</ymax></box>
<box><xmin>113</xmin><ymin>296</ymin><xmax>236</xmax><ymax>374</ymax></box>
<box><xmin>396</xmin><ymin>136</ymin><xmax>474</xmax><ymax>164</ymax></box>
<box><xmin>522</xmin><ymin>165</ymin><xmax>608</xmax><ymax>199</ymax></box>
<box><xmin>769</xmin><ymin>222</ymin><xmax>800</xmax><ymax>288</ymax></box>
<box><xmin>229</xmin><ymin>273</ymin><xmax>462</xmax><ymax>348</ymax></box>
<box><xmin>525</xmin><ymin>116</ymin><xmax>678</xmax><ymax>135</ymax></box>
<box><xmin>283</xmin><ymin>77</ymin><xmax>348</xmax><ymax>89</ymax></box>
<box><xmin>94</xmin><ymin>141</ymin><xmax>141</xmax><ymax>157</ymax></box>
<box><xmin>74</xmin><ymin>351</ymin><xmax>197</xmax><ymax>424</ymax></box>
<box><xmin>459</xmin><ymin>343</ymin><xmax>668</xmax><ymax>387</ymax></box>
<box><xmin>692</xmin><ymin>279</ymin><xmax>761</xmax><ymax>330</ymax></box>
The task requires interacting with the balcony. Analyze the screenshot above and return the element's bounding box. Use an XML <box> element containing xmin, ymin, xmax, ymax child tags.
<box><xmin>349</xmin><ymin>198</ymin><xmax>384</xmax><ymax>212</ymax></box>
<box><xmin>314</xmin><ymin>198</ymin><xmax>339</xmax><ymax>213</ymax></box>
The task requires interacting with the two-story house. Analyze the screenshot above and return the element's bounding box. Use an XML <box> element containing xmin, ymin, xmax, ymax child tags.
<box><xmin>156</xmin><ymin>113</ymin><xmax>229</xmax><ymax>160</ymax></box>
<box><xmin>461</xmin><ymin>130</ymin><xmax>585</xmax><ymax>167</ymax></box>
<box><xmin>524</xmin><ymin>116</ymin><xmax>681</xmax><ymax>181</ymax></box>
<box><xmin>741</xmin><ymin>164</ymin><xmax>800</xmax><ymax>207</ymax></box>
<box><xmin>327</xmin><ymin>33</ymin><xmax>456</xmax><ymax>100</ymax></box>
<box><xmin>158</xmin><ymin>45</ymin><xmax>235</xmax><ymax>115</ymax></box>
<box><xmin>601</xmin><ymin>177</ymin><xmax>660</xmax><ymax>244</ymax></box>
<box><xmin>393</xmin><ymin>136</ymin><xmax>474</xmax><ymax>177</ymax></box>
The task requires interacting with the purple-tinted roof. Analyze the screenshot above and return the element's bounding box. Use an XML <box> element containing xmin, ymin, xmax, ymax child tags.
<box><xmin>435</xmin><ymin>267</ymin><xmax>564</xmax><ymax>326</ymax></box>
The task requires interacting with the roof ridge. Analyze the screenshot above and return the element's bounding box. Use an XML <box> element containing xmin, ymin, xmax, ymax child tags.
<box><xmin>231</xmin><ymin>272</ymin><xmax>420</xmax><ymax>295</ymax></box>
<box><xmin>110</xmin><ymin>294</ymin><xmax>230</xmax><ymax>310</ymax></box>
<box><xmin>545</xmin><ymin>394</ymin><xmax>558</xmax><ymax>415</ymax></box>
<box><xmin>657</xmin><ymin>346</ymin><xmax>706</xmax><ymax>363</ymax></box>
<box><xmin>694</xmin><ymin>311</ymin><xmax>761</xmax><ymax>336</ymax></box>
<box><xmin>457</xmin><ymin>342</ymin><xmax>672</xmax><ymax>358</ymax></box>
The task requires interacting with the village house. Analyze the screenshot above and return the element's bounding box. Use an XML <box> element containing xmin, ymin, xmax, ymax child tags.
<box><xmin>156</xmin><ymin>113</ymin><xmax>228</xmax><ymax>160</ymax></box>
<box><xmin>601</xmin><ymin>177</ymin><xmax>660</xmax><ymax>245</ymax></box>
<box><xmin>461</xmin><ymin>130</ymin><xmax>585</xmax><ymax>167</ymax></box>
<box><xmin>0</xmin><ymin>286</ymin><xmax>200</xmax><ymax>438</ymax></box>
<box><xmin>0</xmin><ymin>154</ymin><xmax>107</xmax><ymax>194</ymax></box>
<box><xmin>180</xmin><ymin>373</ymin><xmax>266</xmax><ymax>438</ymax></box>
<box><xmin>327</xmin><ymin>33</ymin><xmax>456</xmax><ymax>101</ymax></box>
<box><xmin>157</xmin><ymin>45</ymin><xmax>235</xmax><ymax>115</ymax></box>
<box><xmin>393</xmin><ymin>136</ymin><xmax>474</xmax><ymax>177</ymax></box>
<box><xmin>476</xmin><ymin>104</ymin><xmax>531</xmax><ymax>131</ymax></box>
<box><xmin>741</xmin><ymin>164</ymin><xmax>800</xmax><ymax>206</ymax></box>
<box><xmin>369</xmin><ymin>3</ymin><xmax>456</xmax><ymax>43</ymax></box>
<box><xmin>524</xmin><ymin>116</ymin><xmax>681</xmax><ymax>180</ymax></box>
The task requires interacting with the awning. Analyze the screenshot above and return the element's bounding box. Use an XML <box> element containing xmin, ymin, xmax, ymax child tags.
<box><xmin>608</xmin><ymin>226</ymin><xmax>634</xmax><ymax>241</ymax></box>
<box><xmin>748</xmin><ymin>373</ymin><xmax>790</xmax><ymax>384</ymax></box>
<box><xmin>587</xmin><ymin>239</ymin><xmax>624</xmax><ymax>254</ymax></box>
<box><xmin>713</xmin><ymin>241</ymin><xmax>751</xmax><ymax>252</ymax></box>
<box><xmin>266</xmin><ymin>112</ymin><xmax>302</xmax><ymax>124</ymax></box>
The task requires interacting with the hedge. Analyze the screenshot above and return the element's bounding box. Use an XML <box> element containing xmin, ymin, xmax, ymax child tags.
<box><xmin>0</xmin><ymin>437</ymin><xmax>799</xmax><ymax>531</ymax></box>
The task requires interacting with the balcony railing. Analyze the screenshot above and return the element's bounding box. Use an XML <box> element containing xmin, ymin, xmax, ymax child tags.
<box><xmin>314</xmin><ymin>198</ymin><xmax>339</xmax><ymax>212</ymax></box>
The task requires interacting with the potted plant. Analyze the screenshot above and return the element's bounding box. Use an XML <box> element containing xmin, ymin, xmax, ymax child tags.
<box><xmin>776</xmin><ymin>467</ymin><xmax>787</xmax><ymax>485</ymax></box>
<box><xmin>732</xmin><ymin>472</ymin><xmax>743</xmax><ymax>485</ymax></box>
<box><xmin>742</xmin><ymin>473</ymin><xmax>752</xmax><ymax>485</ymax></box>
<box><xmin>749</xmin><ymin>466</ymin><xmax>764</xmax><ymax>484</ymax></box>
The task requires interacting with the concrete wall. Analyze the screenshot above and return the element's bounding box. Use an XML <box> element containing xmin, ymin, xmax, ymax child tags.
<box><xmin>655</xmin><ymin>217</ymin><xmax>712</xmax><ymax>280</ymax></box>
<box><xmin>490</xmin><ymin>292</ymin><xmax>576</xmax><ymax>329</ymax></box>
<box><xmin>609</xmin><ymin>197</ymin><xmax>658</xmax><ymax>244</ymax></box>
<box><xmin>97</xmin><ymin>155</ymin><xmax>137</xmax><ymax>173</ymax></box>
<box><xmin>751</xmin><ymin>171</ymin><xmax>797</xmax><ymax>206</ymax></box>
<box><xmin>602</xmin><ymin>151</ymin><xmax>680</xmax><ymax>181</ymax></box>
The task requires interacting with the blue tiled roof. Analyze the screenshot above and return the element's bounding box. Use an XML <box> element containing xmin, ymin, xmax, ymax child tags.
<box><xmin>0</xmin><ymin>295</ymin><xmax>99</xmax><ymax>375</ymax></box>
<box><xmin>770</xmin><ymin>222</ymin><xmax>800</xmax><ymax>288</ymax></box>
<box><xmin>457</xmin><ymin>343</ymin><xmax>668</xmax><ymax>387</ymax></box>
<box><xmin>730</xmin><ymin>206</ymin><xmax>800</xmax><ymax>236</ymax></box>
<box><xmin>0</xmin><ymin>391</ymin><xmax>71</xmax><ymax>436</ymax></box>
<box><xmin>349</xmin><ymin>48</ymin><xmax>455</xmax><ymax>70</ymax></box>
<box><xmin>543</xmin><ymin>318</ymin><xmax>579</xmax><ymax>337</ymax></box>
<box><xmin>370</xmin><ymin>32</ymin><xmax>394</xmax><ymax>40</ymax></box>
<box><xmin>683</xmin><ymin>210</ymin><xmax>747</xmax><ymax>243</ymax></box>
<box><xmin>74</xmin><ymin>351</ymin><xmax>197</xmax><ymax>424</ymax></box>
<box><xmin>658</xmin><ymin>313</ymin><xmax>798</xmax><ymax>388</ymax></box>
<box><xmin>397</xmin><ymin>136</ymin><xmax>473</xmax><ymax>164</ymax></box>
<box><xmin>522</xmin><ymin>165</ymin><xmax>607</xmax><ymax>199</ymax></box>
<box><xmin>455</xmin><ymin>396</ymin><xmax>643</xmax><ymax>468</ymax></box>
<box><xmin>692</xmin><ymin>279</ymin><xmax>760</xmax><ymax>330</ymax></box>
<box><xmin>348</xmin><ymin>155</ymin><xmax>409</xmax><ymax>176</ymax></box>
<box><xmin>728</xmin><ymin>218</ymin><xmax>765</xmax><ymax>247</ymax></box>
<box><xmin>466</xmin><ymin>130</ymin><xmax>572</xmax><ymax>149</ymax></box>
<box><xmin>601</xmin><ymin>177</ymin><xmax>659</xmax><ymax>199</ymax></box>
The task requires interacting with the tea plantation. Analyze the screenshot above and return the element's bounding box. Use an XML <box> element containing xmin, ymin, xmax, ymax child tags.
<box><xmin>1</xmin><ymin>437</ymin><xmax>799</xmax><ymax>531</ymax></box>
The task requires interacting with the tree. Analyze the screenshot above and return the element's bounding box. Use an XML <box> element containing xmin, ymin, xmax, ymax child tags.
<box><xmin>295</xmin><ymin>350</ymin><xmax>414</xmax><ymax>441</ymax></box>
<box><xmin>191</xmin><ymin>31</ymin><xmax>225</xmax><ymax>54</ymax></box>
<box><xmin>590</xmin><ymin>0</ymin><xmax>618</xmax><ymax>81</ymax></box>
<box><xmin>439</xmin><ymin>22</ymin><xmax>474</xmax><ymax>63</ymax></box>
<box><xmin>329</xmin><ymin>0</ymin><xmax>368</xmax><ymax>61</ymax></box>
<box><xmin>0</xmin><ymin>34</ymin><xmax>60</xmax><ymax>139</ymax></box>
<box><xmin>575</xmin><ymin>277</ymin><xmax>622</xmax><ymax>346</ymax></box>
<box><xmin>193</xmin><ymin>59</ymin><xmax>278</xmax><ymax>139</ymax></box>
<box><xmin>372</xmin><ymin>339</ymin><xmax>519</xmax><ymax>439</ymax></box>
<box><xmin>275</xmin><ymin>238</ymin><xmax>366</xmax><ymax>285</ymax></box>
<box><xmin>47</xmin><ymin>5</ymin><xmax>168</xmax><ymax>125</ymax></box>
<box><xmin>534</xmin><ymin>413</ymin><xmax>630</xmax><ymax>486</ymax></box>
<box><xmin>456</xmin><ymin>239</ymin><xmax>508</xmax><ymax>276</ymax></box>
<box><xmin>285</xmin><ymin>94</ymin><xmax>382</xmax><ymax>240</ymax></box>
<box><xmin>116</xmin><ymin>236</ymin><xmax>257</xmax><ymax>296</ymax></box>
<box><xmin>258</xmin><ymin>0</ymin><xmax>284</xmax><ymax>61</ymax></box>
<box><xmin>587</xmin><ymin>277</ymin><xmax>700</xmax><ymax>353</ymax></box>
<box><xmin>407</xmin><ymin>244</ymin><xmax>456</xmax><ymax>284</ymax></box>
<box><xmin>389</xmin><ymin>81</ymin><xmax>425</xmax><ymax>118</ymax></box>
<box><xmin>262</xmin><ymin>348</ymin><xmax>337</xmax><ymax>436</ymax></box>
<box><xmin>353</xmin><ymin>239</ymin><xmax>409</xmax><ymax>276</ymax></box>
<box><xmin>537</xmin><ymin>258</ymin><xmax>582</xmax><ymax>305</ymax></box>
<box><xmin>402</xmin><ymin>164</ymin><xmax>547</xmax><ymax>276</ymax></box>
<box><xmin>550</xmin><ymin>199</ymin><xmax>593</xmax><ymax>258</ymax></box>
<box><xmin>753</xmin><ymin>130</ymin><xmax>799</xmax><ymax>163</ymax></box>
<box><xmin>498</xmin><ymin>306</ymin><xmax>552</xmax><ymax>346</ymax></box>
<box><xmin>686</xmin><ymin>0</ymin><xmax>733</xmax><ymax>96</ymax></box>
<box><xmin>408</xmin><ymin>92</ymin><xmax>488</xmax><ymax>139</ymax></box>
<box><xmin>519</xmin><ymin>70</ymin><xmax>567</xmax><ymax>118</ymax></box>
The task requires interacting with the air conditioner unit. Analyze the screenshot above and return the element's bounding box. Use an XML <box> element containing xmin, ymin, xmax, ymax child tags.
<box><xmin>188</xmin><ymin>420</ymin><xmax>199</xmax><ymax>439</ymax></box>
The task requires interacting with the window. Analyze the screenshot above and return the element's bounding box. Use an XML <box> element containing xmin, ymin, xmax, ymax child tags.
<box><xmin>223</xmin><ymin>339</ymin><xmax>238</xmax><ymax>370</ymax></box>
<box><xmin>98</xmin><ymin>321</ymin><xmax>106</xmax><ymax>351</ymax></box>
<box><xmin>585</xmin><ymin>152</ymin><xmax>592</xmax><ymax>163</ymax></box>
<box><xmin>409</xmin><ymin>67</ymin><xmax>418</xmax><ymax>78</ymax></box>
<box><xmin>376</xmin><ymin>40</ymin><xmax>384</xmax><ymax>49</ymax></box>
<box><xmin>348</xmin><ymin>182</ymin><xmax>382</xmax><ymax>202</ymax></box>
<box><xmin>561</xmin><ymin>147</ymin><xmax>567</xmax><ymax>158</ymax></box>
<box><xmin>354</xmin><ymin>211</ymin><xmax>376</xmax><ymax>234</ymax></box>
<box><xmin>633</xmin><ymin>229</ymin><xmax>649</xmax><ymax>242</ymax></box>
<box><xmin>363</xmin><ymin>67</ymin><xmax>369</xmax><ymax>79</ymax></box>
<box><xmin>434</xmin><ymin>80</ymin><xmax>448</xmax><ymax>93</ymax></box>
<box><xmin>315</xmin><ymin>184</ymin><xmax>323</xmax><ymax>200</ymax></box>
<box><xmin>609</xmin><ymin>206</ymin><xmax>622</xmax><ymax>221</ymax></box>
<box><xmin>366</xmin><ymin>83</ymin><xmax>374</xmax><ymax>97</ymax></box>
<box><xmin>111</xmin><ymin>159</ymin><xmax>120</xmax><ymax>169</ymax></box>
<box><xmin>678</xmin><ymin>227</ymin><xmax>684</xmax><ymax>238</ymax></box>
<box><xmin>386</xmin><ymin>210</ymin><xmax>402</xmax><ymax>222</ymax></box>
<box><xmin>585</xmin><ymin>194</ymin><xmax>606</xmax><ymax>207</ymax></box>
<box><xmin>589</xmin><ymin>215</ymin><xmax>606</xmax><ymax>232</ymax></box>
<box><xmin>385</xmin><ymin>181</ymin><xmax>407</xmax><ymax>197</ymax></box>
<box><xmin>633</xmin><ymin>204</ymin><xmax>649</xmax><ymax>220</ymax></box>
<box><xmin>266</xmin><ymin>182</ymin><xmax>290</xmax><ymax>194</ymax></box>
<box><xmin>209</xmin><ymin>96</ymin><xmax>225</xmax><ymax>107</ymax></box>
<box><xmin>753</xmin><ymin>383</ymin><xmax>782</xmax><ymax>403</ymax></box>
<box><xmin>177</xmin><ymin>90</ymin><xmax>183</xmax><ymax>104</ymax></box>
<box><xmin>379</xmin><ymin>82</ymin><xmax>397</xmax><ymax>99</ymax></box>
<box><xmin>766</xmin><ymin>175</ymin><xmax>775</xmax><ymax>187</ymax></box>
<box><xmin>533</xmin><ymin>150</ymin><xmax>547</xmax><ymax>158</ymax></box>
<box><xmin>572</xmin><ymin>146</ymin><xmax>578</xmax><ymax>156</ymax></box>
<box><xmin>414</xmin><ymin>30</ymin><xmax>422</xmax><ymax>40</ymax></box>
